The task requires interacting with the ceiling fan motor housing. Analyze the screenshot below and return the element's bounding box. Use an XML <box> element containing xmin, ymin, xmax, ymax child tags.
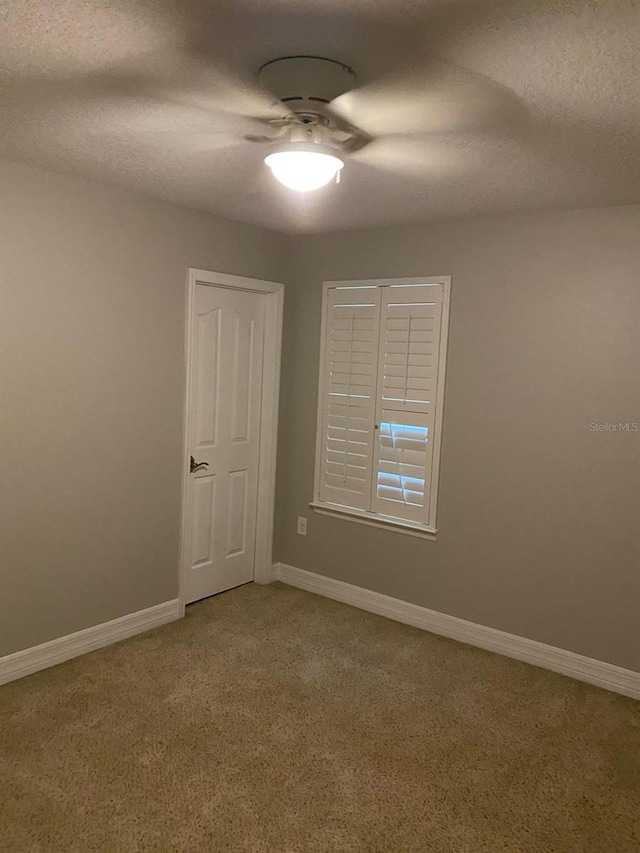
<box><xmin>258</xmin><ymin>56</ymin><xmax>356</xmax><ymax>118</ymax></box>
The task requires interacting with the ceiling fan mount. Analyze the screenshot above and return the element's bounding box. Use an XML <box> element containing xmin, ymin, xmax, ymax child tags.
<box><xmin>258</xmin><ymin>56</ymin><xmax>356</xmax><ymax>117</ymax></box>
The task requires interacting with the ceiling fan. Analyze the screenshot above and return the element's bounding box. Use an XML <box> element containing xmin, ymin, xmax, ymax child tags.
<box><xmin>3</xmin><ymin>43</ymin><xmax>526</xmax><ymax>194</ymax></box>
<box><xmin>227</xmin><ymin>52</ymin><xmax>525</xmax><ymax>193</ymax></box>
<box><xmin>244</xmin><ymin>56</ymin><xmax>369</xmax><ymax>192</ymax></box>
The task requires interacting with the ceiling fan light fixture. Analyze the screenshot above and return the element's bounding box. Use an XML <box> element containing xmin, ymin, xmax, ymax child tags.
<box><xmin>264</xmin><ymin>149</ymin><xmax>344</xmax><ymax>192</ymax></box>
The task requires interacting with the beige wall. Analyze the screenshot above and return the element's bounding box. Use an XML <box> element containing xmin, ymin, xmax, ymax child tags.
<box><xmin>274</xmin><ymin>206</ymin><xmax>640</xmax><ymax>671</ymax></box>
<box><xmin>0</xmin><ymin>159</ymin><xmax>285</xmax><ymax>656</ymax></box>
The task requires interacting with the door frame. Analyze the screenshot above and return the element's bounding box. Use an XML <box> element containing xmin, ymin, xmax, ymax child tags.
<box><xmin>178</xmin><ymin>268</ymin><xmax>284</xmax><ymax>614</ymax></box>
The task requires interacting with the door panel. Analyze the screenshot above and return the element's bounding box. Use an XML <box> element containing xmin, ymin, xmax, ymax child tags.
<box><xmin>194</xmin><ymin>308</ymin><xmax>221</xmax><ymax>447</ymax></box>
<box><xmin>230</xmin><ymin>313</ymin><xmax>256</xmax><ymax>442</ymax></box>
<box><xmin>226</xmin><ymin>468</ymin><xmax>248</xmax><ymax>557</ymax></box>
<box><xmin>191</xmin><ymin>474</ymin><xmax>216</xmax><ymax>567</ymax></box>
<box><xmin>184</xmin><ymin>284</ymin><xmax>265</xmax><ymax>604</ymax></box>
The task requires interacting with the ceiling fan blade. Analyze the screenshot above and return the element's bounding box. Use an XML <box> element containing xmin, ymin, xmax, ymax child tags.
<box><xmin>1</xmin><ymin>46</ymin><xmax>292</xmax><ymax>127</ymax></box>
<box><xmin>127</xmin><ymin>112</ymin><xmax>276</xmax><ymax>138</ymax></box>
<box><xmin>102</xmin><ymin>49</ymin><xmax>290</xmax><ymax>123</ymax></box>
<box><xmin>244</xmin><ymin>125</ymin><xmax>292</xmax><ymax>144</ymax></box>
<box><xmin>351</xmin><ymin>135</ymin><xmax>496</xmax><ymax>179</ymax></box>
<box><xmin>331</xmin><ymin>58</ymin><xmax>528</xmax><ymax>138</ymax></box>
<box><xmin>1</xmin><ymin>77</ymin><xmax>270</xmax><ymax>143</ymax></box>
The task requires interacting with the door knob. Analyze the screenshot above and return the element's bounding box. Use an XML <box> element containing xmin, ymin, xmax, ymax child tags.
<box><xmin>190</xmin><ymin>455</ymin><xmax>209</xmax><ymax>474</ymax></box>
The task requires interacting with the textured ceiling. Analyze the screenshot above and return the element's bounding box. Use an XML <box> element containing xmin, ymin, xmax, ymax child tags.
<box><xmin>1</xmin><ymin>0</ymin><xmax>639</xmax><ymax>233</ymax></box>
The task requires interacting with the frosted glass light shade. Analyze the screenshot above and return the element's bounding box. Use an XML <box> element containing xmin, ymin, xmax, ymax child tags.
<box><xmin>265</xmin><ymin>150</ymin><xmax>344</xmax><ymax>192</ymax></box>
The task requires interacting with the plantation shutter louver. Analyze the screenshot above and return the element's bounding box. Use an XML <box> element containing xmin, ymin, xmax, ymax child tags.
<box><xmin>318</xmin><ymin>286</ymin><xmax>381</xmax><ymax>510</ymax></box>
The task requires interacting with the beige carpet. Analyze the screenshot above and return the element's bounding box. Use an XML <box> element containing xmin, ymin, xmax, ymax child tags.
<box><xmin>1</xmin><ymin>583</ymin><xmax>639</xmax><ymax>852</ymax></box>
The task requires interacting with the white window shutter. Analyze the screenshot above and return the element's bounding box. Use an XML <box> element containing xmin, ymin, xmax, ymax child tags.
<box><xmin>376</xmin><ymin>284</ymin><xmax>443</xmax><ymax>416</ymax></box>
<box><xmin>318</xmin><ymin>287</ymin><xmax>381</xmax><ymax>510</ymax></box>
<box><xmin>371</xmin><ymin>284</ymin><xmax>445</xmax><ymax>523</ymax></box>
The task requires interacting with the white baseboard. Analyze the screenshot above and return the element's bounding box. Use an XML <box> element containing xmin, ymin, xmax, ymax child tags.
<box><xmin>0</xmin><ymin>599</ymin><xmax>182</xmax><ymax>686</ymax></box>
<box><xmin>272</xmin><ymin>563</ymin><xmax>640</xmax><ymax>701</ymax></box>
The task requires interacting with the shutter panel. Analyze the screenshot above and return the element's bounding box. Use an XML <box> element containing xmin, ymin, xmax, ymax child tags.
<box><xmin>371</xmin><ymin>285</ymin><xmax>444</xmax><ymax>523</ymax></box>
<box><xmin>318</xmin><ymin>287</ymin><xmax>381</xmax><ymax>510</ymax></box>
<box><xmin>377</xmin><ymin>284</ymin><xmax>443</xmax><ymax>416</ymax></box>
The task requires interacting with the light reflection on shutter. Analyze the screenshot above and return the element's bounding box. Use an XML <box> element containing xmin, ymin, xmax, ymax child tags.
<box><xmin>377</xmin><ymin>422</ymin><xmax>429</xmax><ymax>506</ymax></box>
<box><xmin>372</xmin><ymin>413</ymin><xmax>433</xmax><ymax>522</ymax></box>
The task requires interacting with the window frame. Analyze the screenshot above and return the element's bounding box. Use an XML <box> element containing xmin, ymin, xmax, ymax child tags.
<box><xmin>310</xmin><ymin>276</ymin><xmax>451</xmax><ymax>539</ymax></box>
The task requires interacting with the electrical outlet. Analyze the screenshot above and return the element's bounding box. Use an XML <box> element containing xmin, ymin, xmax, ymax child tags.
<box><xmin>297</xmin><ymin>516</ymin><xmax>307</xmax><ymax>536</ymax></box>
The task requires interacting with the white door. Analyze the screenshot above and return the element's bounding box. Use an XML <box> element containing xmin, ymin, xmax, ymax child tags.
<box><xmin>184</xmin><ymin>283</ymin><xmax>265</xmax><ymax>604</ymax></box>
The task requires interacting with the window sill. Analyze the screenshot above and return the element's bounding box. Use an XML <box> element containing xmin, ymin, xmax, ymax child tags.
<box><xmin>309</xmin><ymin>502</ymin><xmax>438</xmax><ymax>541</ymax></box>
